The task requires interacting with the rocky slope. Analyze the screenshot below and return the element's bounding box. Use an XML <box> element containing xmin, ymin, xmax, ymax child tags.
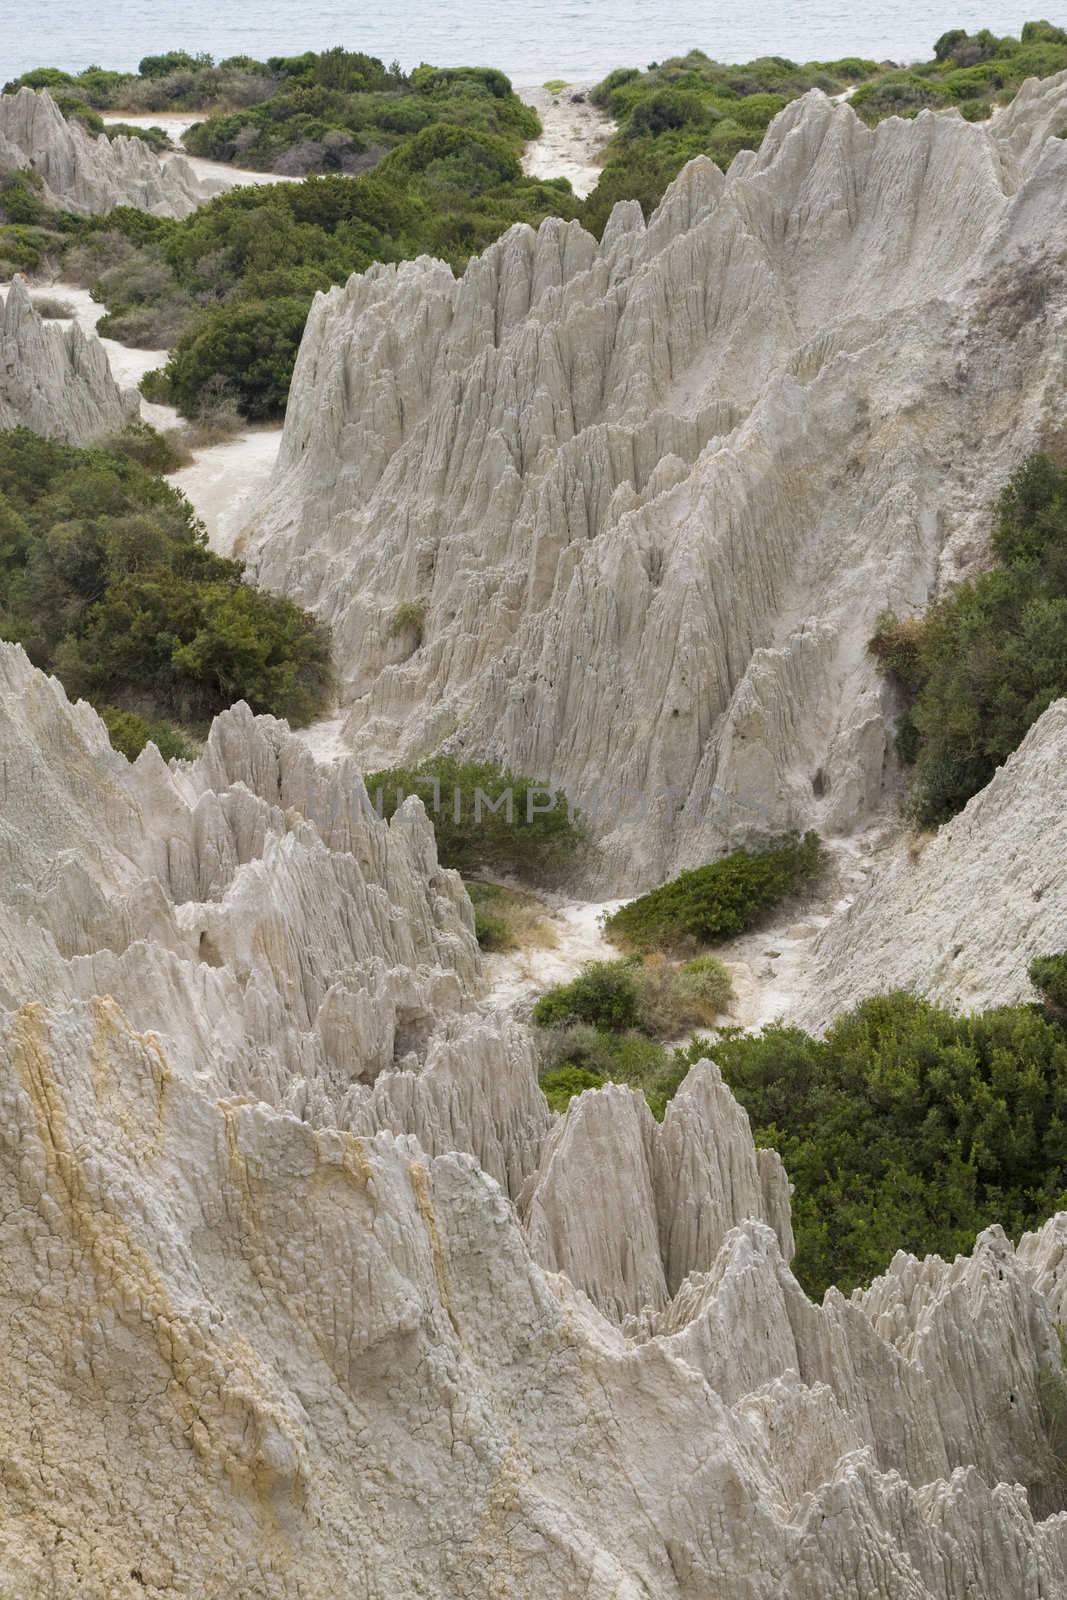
<box><xmin>799</xmin><ymin>700</ymin><xmax>1067</xmax><ymax>1025</ymax></box>
<box><xmin>0</xmin><ymin>275</ymin><xmax>139</xmax><ymax>440</ymax></box>
<box><xmin>1</xmin><ymin>642</ymin><xmax>1066</xmax><ymax>1596</ymax></box>
<box><xmin>0</xmin><ymin>86</ymin><xmax>223</xmax><ymax>217</ymax></box>
<box><xmin>245</xmin><ymin>72</ymin><xmax>1067</xmax><ymax>892</ymax></box>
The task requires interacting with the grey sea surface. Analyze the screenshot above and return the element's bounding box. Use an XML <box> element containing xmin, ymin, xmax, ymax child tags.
<box><xmin>1</xmin><ymin>0</ymin><xmax>1058</xmax><ymax>85</ymax></box>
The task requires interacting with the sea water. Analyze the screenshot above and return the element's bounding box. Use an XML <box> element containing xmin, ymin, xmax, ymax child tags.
<box><xmin>1</xmin><ymin>0</ymin><xmax>1056</xmax><ymax>86</ymax></box>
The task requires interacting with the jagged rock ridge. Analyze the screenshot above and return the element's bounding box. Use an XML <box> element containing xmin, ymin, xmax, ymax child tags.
<box><xmin>799</xmin><ymin>699</ymin><xmax>1067</xmax><ymax>1025</ymax></box>
<box><xmin>0</xmin><ymin>86</ymin><xmax>223</xmax><ymax>217</ymax></box>
<box><xmin>245</xmin><ymin>72</ymin><xmax>1067</xmax><ymax>891</ymax></box>
<box><xmin>1</xmin><ymin>643</ymin><xmax>1067</xmax><ymax>1595</ymax></box>
<box><xmin>0</xmin><ymin>275</ymin><xmax>139</xmax><ymax>441</ymax></box>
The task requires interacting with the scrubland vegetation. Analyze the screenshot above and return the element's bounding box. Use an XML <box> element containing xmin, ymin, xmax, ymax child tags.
<box><xmin>8</xmin><ymin>27</ymin><xmax>1065</xmax><ymax>420</ymax></box>
<box><xmin>364</xmin><ymin>756</ymin><xmax>584</xmax><ymax>879</ymax></box>
<box><xmin>0</xmin><ymin>427</ymin><xmax>330</xmax><ymax>748</ymax></box>
<box><xmin>584</xmin><ymin>22</ymin><xmax>1067</xmax><ymax>229</ymax></box>
<box><xmin>604</xmin><ymin>832</ymin><xmax>826</xmax><ymax>953</ymax></box>
<box><xmin>872</xmin><ymin>453</ymin><xmax>1067</xmax><ymax>825</ymax></box>
<box><xmin>535</xmin><ymin>957</ymin><xmax>1067</xmax><ymax>1298</ymax></box>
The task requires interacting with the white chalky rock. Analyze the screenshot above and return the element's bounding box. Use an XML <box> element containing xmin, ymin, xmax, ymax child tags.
<box><xmin>245</xmin><ymin>74</ymin><xmax>1067</xmax><ymax>890</ymax></box>
<box><xmin>0</xmin><ymin>274</ymin><xmax>138</xmax><ymax>440</ymax></box>
<box><xmin>799</xmin><ymin>701</ymin><xmax>1067</xmax><ymax>1022</ymax></box>
<box><xmin>0</xmin><ymin>86</ymin><xmax>223</xmax><ymax>216</ymax></box>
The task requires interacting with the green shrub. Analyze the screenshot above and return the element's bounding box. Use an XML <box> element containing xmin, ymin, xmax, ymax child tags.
<box><xmin>473</xmin><ymin>903</ymin><xmax>511</xmax><ymax>951</ymax></box>
<box><xmin>605</xmin><ymin>831</ymin><xmax>826</xmax><ymax>952</ymax></box>
<box><xmin>539</xmin><ymin>1062</ymin><xmax>604</xmax><ymax>1113</ymax></box>
<box><xmin>0</xmin><ymin>427</ymin><xmax>331</xmax><ymax>728</ymax></box>
<box><xmin>703</xmin><ymin>991</ymin><xmax>1067</xmax><ymax>1296</ymax></box>
<box><xmin>104</xmin><ymin>422</ymin><xmax>187</xmax><ymax>475</ymax></box>
<box><xmin>1030</xmin><ymin>951</ymin><xmax>1067</xmax><ymax>1021</ymax></box>
<box><xmin>532</xmin><ymin>960</ymin><xmax>641</xmax><ymax>1030</ymax></box>
<box><xmin>365</xmin><ymin>755</ymin><xmax>582</xmax><ymax>878</ymax></box>
<box><xmin>387</xmin><ymin>598</ymin><xmax>427</xmax><ymax>643</ymax></box>
<box><xmin>629</xmin><ymin>952</ymin><xmax>733</xmax><ymax>1034</ymax></box>
<box><xmin>99</xmin><ymin>705</ymin><xmax>196</xmax><ymax>761</ymax></box>
<box><xmin>157</xmin><ymin>296</ymin><xmax>311</xmax><ymax>420</ymax></box>
<box><xmin>871</xmin><ymin>455</ymin><xmax>1067</xmax><ymax>826</ymax></box>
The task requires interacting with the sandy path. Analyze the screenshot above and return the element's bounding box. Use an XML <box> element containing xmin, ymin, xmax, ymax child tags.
<box><xmin>518</xmin><ymin>83</ymin><xmax>612</xmax><ymax>197</ymax></box>
<box><xmin>483</xmin><ymin>897</ymin><xmax>624</xmax><ymax>1008</ymax></box>
<box><xmin>5</xmin><ymin>280</ymin><xmax>282</xmax><ymax>550</ymax></box>
<box><xmin>479</xmin><ymin>830</ymin><xmax>882</xmax><ymax>1027</ymax></box>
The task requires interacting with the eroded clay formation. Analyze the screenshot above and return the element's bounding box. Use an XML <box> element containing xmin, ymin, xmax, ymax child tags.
<box><xmin>0</xmin><ymin>86</ymin><xmax>223</xmax><ymax>217</ymax></box>
<box><xmin>1</xmin><ymin>642</ymin><xmax>1066</xmax><ymax>1597</ymax></box>
<box><xmin>0</xmin><ymin>275</ymin><xmax>139</xmax><ymax>440</ymax></box>
<box><xmin>246</xmin><ymin>73</ymin><xmax>1067</xmax><ymax>892</ymax></box>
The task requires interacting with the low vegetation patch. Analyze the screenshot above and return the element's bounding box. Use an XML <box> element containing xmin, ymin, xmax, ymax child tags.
<box><xmin>708</xmin><ymin>978</ymin><xmax>1067</xmax><ymax>1297</ymax></box>
<box><xmin>31</xmin><ymin>294</ymin><xmax>75</xmax><ymax>318</ymax></box>
<box><xmin>99</xmin><ymin>704</ymin><xmax>197</xmax><ymax>761</ymax></box>
<box><xmin>465</xmin><ymin>880</ymin><xmax>558</xmax><ymax>953</ymax></box>
<box><xmin>582</xmin><ymin>24</ymin><xmax>1067</xmax><ymax>233</ymax></box>
<box><xmin>538</xmin><ymin>1030</ymin><xmax>688</xmax><ymax>1121</ymax></box>
<box><xmin>537</xmin><ymin>958</ymin><xmax>1067</xmax><ymax>1296</ymax></box>
<box><xmin>364</xmin><ymin>755</ymin><xmax>583</xmax><ymax>879</ymax></box>
<box><xmin>533</xmin><ymin>954</ymin><xmax>733</xmax><ymax>1118</ymax></box>
<box><xmin>0</xmin><ymin>427</ymin><xmax>331</xmax><ymax>748</ymax></box>
<box><xmin>871</xmin><ymin>453</ymin><xmax>1067</xmax><ymax>826</ymax></box>
<box><xmin>387</xmin><ymin>597</ymin><xmax>428</xmax><ymax>644</ymax></box>
<box><xmin>604</xmin><ymin>831</ymin><xmax>825</xmax><ymax>953</ymax></box>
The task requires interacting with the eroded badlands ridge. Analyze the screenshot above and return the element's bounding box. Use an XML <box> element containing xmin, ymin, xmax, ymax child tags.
<box><xmin>246</xmin><ymin>72</ymin><xmax>1067</xmax><ymax>890</ymax></box>
<box><xmin>1</xmin><ymin>643</ymin><xmax>1067</xmax><ymax>1596</ymax></box>
<box><xmin>0</xmin><ymin>275</ymin><xmax>138</xmax><ymax>440</ymax></box>
<box><xmin>0</xmin><ymin>86</ymin><xmax>223</xmax><ymax>217</ymax></box>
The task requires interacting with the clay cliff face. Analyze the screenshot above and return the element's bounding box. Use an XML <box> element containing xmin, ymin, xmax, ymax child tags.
<box><xmin>0</xmin><ymin>275</ymin><xmax>139</xmax><ymax>440</ymax></box>
<box><xmin>0</xmin><ymin>86</ymin><xmax>223</xmax><ymax>217</ymax></box>
<box><xmin>799</xmin><ymin>700</ymin><xmax>1067</xmax><ymax>1025</ymax></box>
<box><xmin>245</xmin><ymin>73</ymin><xmax>1067</xmax><ymax>890</ymax></box>
<box><xmin>1</xmin><ymin>642</ymin><xmax>1066</xmax><ymax>1597</ymax></box>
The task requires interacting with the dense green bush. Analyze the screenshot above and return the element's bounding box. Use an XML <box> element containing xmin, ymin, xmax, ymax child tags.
<box><xmin>872</xmin><ymin>454</ymin><xmax>1067</xmax><ymax>825</ymax></box>
<box><xmin>538</xmin><ymin>1025</ymin><xmax>685</xmax><ymax>1119</ymax></box>
<box><xmin>364</xmin><ymin>755</ymin><xmax>582</xmax><ymax>878</ymax></box>
<box><xmin>532</xmin><ymin>960</ymin><xmax>642</xmax><ymax>1030</ymax></box>
<box><xmin>99</xmin><ymin>704</ymin><xmax>196</xmax><ymax>760</ymax></box>
<box><xmin>0</xmin><ymin>427</ymin><xmax>330</xmax><ymax>728</ymax></box>
<box><xmin>153</xmin><ymin>295</ymin><xmax>311</xmax><ymax>419</ymax></box>
<box><xmin>605</xmin><ymin>832</ymin><xmax>825</xmax><ymax>952</ymax></box>
<box><xmin>703</xmin><ymin>985</ymin><xmax>1067</xmax><ymax>1297</ymax></box>
<box><xmin>539</xmin><ymin>1062</ymin><xmax>605</xmax><ymax>1113</ymax></box>
<box><xmin>1031</xmin><ymin>951</ymin><xmax>1067</xmax><ymax>1020</ymax></box>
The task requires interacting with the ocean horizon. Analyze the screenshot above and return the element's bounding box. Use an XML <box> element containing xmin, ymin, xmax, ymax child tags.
<box><xmin>2</xmin><ymin>0</ymin><xmax>1059</xmax><ymax>86</ymax></box>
